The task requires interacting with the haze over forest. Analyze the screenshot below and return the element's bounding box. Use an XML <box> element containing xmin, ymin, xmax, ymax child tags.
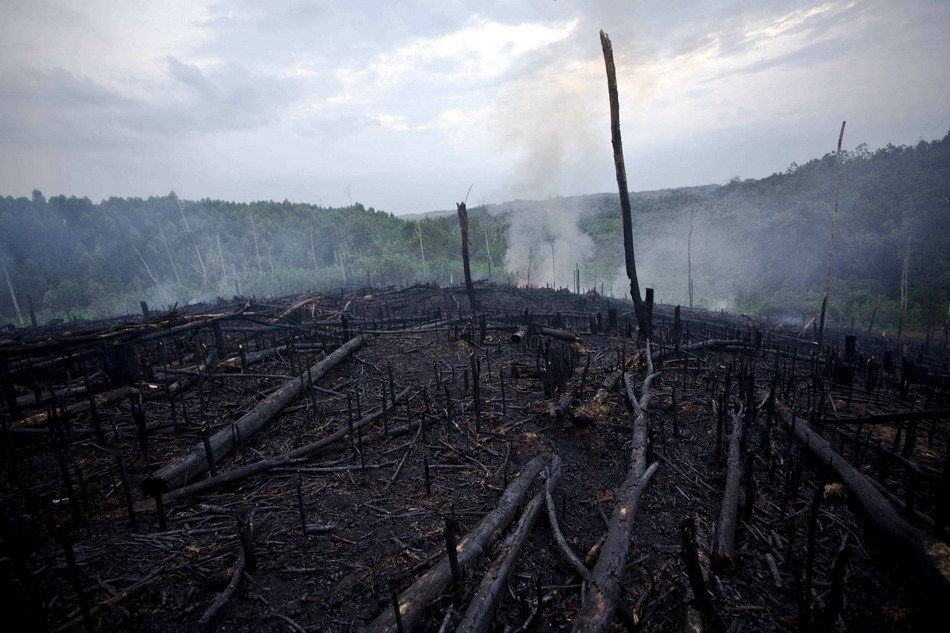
<box><xmin>1</xmin><ymin>131</ymin><xmax>948</xmax><ymax>334</ymax></box>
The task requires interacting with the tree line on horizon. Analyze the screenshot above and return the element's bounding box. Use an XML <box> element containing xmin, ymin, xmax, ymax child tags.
<box><xmin>0</xmin><ymin>132</ymin><xmax>946</xmax><ymax>336</ymax></box>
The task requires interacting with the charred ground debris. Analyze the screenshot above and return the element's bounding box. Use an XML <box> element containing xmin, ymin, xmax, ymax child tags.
<box><xmin>0</xmin><ymin>280</ymin><xmax>947</xmax><ymax>632</ymax></box>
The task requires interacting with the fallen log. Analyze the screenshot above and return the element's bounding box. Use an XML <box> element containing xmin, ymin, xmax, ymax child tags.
<box><xmin>714</xmin><ymin>406</ymin><xmax>744</xmax><ymax>567</ymax></box>
<box><xmin>571</xmin><ymin>371</ymin><xmax>622</xmax><ymax>426</ymax></box>
<box><xmin>146</xmin><ymin>334</ymin><xmax>368</xmax><ymax>492</ymax></box>
<box><xmin>164</xmin><ymin>386</ymin><xmax>411</xmax><ymax>500</ymax></box>
<box><xmin>775</xmin><ymin>404</ymin><xmax>950</xmax><ymax>611</ymax></box>
<box><xmin>360</xmin><ymin>453</ymin><xmax>550</xmax><ymax>633</ymax></box>
<box><xmin>454</xmin><ymin>461</ymin><xmax>560</xmax><ymax>633</ymax></box>
<box><xmin>534</xmin><ymin>326</ymin><xmax>579</xmax><ymax>342</ymax></box>
<box><xmin>544</xmin><ymin>456</ymin><xmax>639</xmax><ymax>632</ymax></box>
<box><xmin>652</xmin><ymin>339</ymin><xmax>745</xmax><ymax>363</ymax></box>
<box><xmin>572</xmin><ymin>344</ymin><xmax>659</xmax><ymax>633</ymax></box>
<box><xmin>14</xmin><ymin>379</ymin><xmax>97</xmax><ymax>408</ymax></box>
<box><xmin>154</xmin><ymin>345</ymin><xmax>286</xmax><ymax>382</ymax></box>
<box><xmin>11</xmin><ymin>344</ymin><xmax>289</xmax><ymax>430</ymax></box>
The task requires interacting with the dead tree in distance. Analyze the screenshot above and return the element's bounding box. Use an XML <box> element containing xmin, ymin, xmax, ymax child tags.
<box><xmin>600</xmin><ymin>30</ymin><xmax>648</xmax><ymax>337</ymax></box>
<box><xmin>817</xmin><ymin>120</ymin><xmax>846</xmax><ymax>344</ymax></box>
<box><xmin>457</xmin><ymin>201</ymin><xmax>479</xmax><ymax>314</ymax></box>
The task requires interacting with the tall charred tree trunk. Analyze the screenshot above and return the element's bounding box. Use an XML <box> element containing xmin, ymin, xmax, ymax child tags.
<box><xmin>600</xmin><ymin>31</ymin><xmax>647</xmax><ymax>338</ymax></box>
<box><xmin>817</xmin><ymin>120</ymin><xmax>846</xmax><ymax>344</ymax></box>
<box><xmin>457</xmin><ymin>202</ymin><xmax>478</xmax><ymax>314</ymax></box>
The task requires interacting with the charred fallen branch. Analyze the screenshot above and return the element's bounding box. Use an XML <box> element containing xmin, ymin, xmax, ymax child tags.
<box><xmin>775</xmin><ymin>404</ymin><xmax>950</xmax><ymax>610</ymax></box>
<box><xmin>147</xmin><ymin>334</ymin><xmax>368</xmax><ymax>492</ymax></box>
<box><xmin>571</xmin><ymin>343</ymin><xmax>659</xmax><ymax>633</ymax></box>
<box><xmin>165</xmin><ymin>386</ymin><xmax>412</xmax><ymax>501</ymax></box>
<box><xmin>570</xmin><ymin>371</ymin><xmax>622</xmax><ymax>427</ymax></box>
<box><xmin>360</xmin><ymin>453</ymin><xmax>550</xmax><ymax>633</ymax></box>
<box><xmin>714</xmin><ymin>404</ymin><xmax>745</xmax><ymax>567</ymax></box>
<box><xmin>455</xmin><ymin>461</ymin><xmax>561</xmax><ymax>633</ymax></box>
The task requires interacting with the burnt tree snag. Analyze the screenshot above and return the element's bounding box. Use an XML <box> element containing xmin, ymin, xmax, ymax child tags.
<box><xmin>600</xmin><ymin>31</ymin><xmax>647</xmax><ymax>337</ymax></box>
<box><xmin>817</xmin><ymin>120</ymin><xmax>846</xmax><ymax>344</ymax></box>
<box><xmin>681</xmin><ymin>516</ymin><xmax>727</xmax><ymax>633</ymax></box>
<box><xmin>457</xmin><ymin>202</ymin><xmax>478</xmax><ymax>314</ymax></box>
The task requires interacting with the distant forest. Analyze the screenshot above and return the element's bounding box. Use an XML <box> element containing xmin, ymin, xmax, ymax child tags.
<box><xmin>1</xmin><ymin>132</ymin><xmax>947</xmax><ymax>334</ymax></box>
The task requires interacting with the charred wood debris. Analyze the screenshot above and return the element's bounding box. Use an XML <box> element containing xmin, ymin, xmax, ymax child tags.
<box><xmin>0</xmin><ymin>282</ymin><xmax>947</xmax><ymax>632</ymax></box>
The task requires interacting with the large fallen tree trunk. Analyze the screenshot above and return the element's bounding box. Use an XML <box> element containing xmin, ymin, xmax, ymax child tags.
<box><xmin>572</xmin><ymin>344</ymin><xmax>659</xmax><ymax>633</ymax></box>
<box><xmin>147</xmin><ymin>334</ymin><xmax>368</xmax><ymax>492</ymax></box>
<box><xmin>544</xmin><ymin>456</ymin><xmax>639</xmax><ymax>632</ymax></box>
<box><xmin>162</xmin><ymin>386</ymin><xmax>411</xmax><ymax>500</ymax></box>
<box><xmin>454</xmin><ymin>461</ymin><xmax>560</xmax><ymax>633</ymax></box>
<box><xmin>360</xmin><ymin>454</ymin><xmax>550</xmax><ymax>633</ymax></box>
<box><xmin>775</xmin><ymin>404</ymin><xmax>950</xmax><ymax>609</ymax></box>
<box><xmin>714</xmin><ymin>405</ymin><xmax>744</xmax><ymax>567</ymax></box>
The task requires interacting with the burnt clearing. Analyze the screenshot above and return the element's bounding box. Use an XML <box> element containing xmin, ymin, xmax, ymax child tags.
<box><xmin>0</xmin><ymin>282</ymin><xmax>947</xmax><ymax>632</ymax></box>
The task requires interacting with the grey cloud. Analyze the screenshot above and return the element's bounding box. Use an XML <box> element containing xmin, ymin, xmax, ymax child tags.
<box><xmin>0</xmin><ymin>57</ymin><xmax>301</xmax><ymax>150</ymax></box>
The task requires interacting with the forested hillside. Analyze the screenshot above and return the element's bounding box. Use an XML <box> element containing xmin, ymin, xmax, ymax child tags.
<box><xmin>1</xmin><ymin>132</ymin><xmax>947</xmax><ymax>332</ymax></box>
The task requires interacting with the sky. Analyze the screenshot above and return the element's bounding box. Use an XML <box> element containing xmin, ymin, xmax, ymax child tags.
<box><xmin>0</xmin><ymin>0</ymin><xmax>947</xmax><ymax>214</ymax></box>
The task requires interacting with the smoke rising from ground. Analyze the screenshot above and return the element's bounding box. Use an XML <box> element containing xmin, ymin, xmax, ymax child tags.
<box><xmin>489</xmin><ymin>198</ymin><xmax>595</xmax><ymax>288</ymax></box>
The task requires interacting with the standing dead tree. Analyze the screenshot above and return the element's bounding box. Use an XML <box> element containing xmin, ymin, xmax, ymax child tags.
<box><xmin>1</xmin><ymin>259</ymin><xmax>24</xmax><ymax>326</ymax></box>
<box><xmin>600</xmin><ymin>31</ymin><xmax>648</xmax><ymax>337</ymax></box>
<box><xmin>457</xmin><ymin>202</ymin><xmax>479</xmax><ymax>314</ymax></box>
<box><xmin>817</xmin><ymin>120</ymin><xmax>846</xmax><ymax>344</ymax></box>
<box><xmin>898</xmin><ymin>235</ymin><xmax>910</xmax><ymax>337</ymax></box>
<box><xmin>687</xmin><ymin>209</ymin><xmax>695</xmax><ymax>309</ymax></box>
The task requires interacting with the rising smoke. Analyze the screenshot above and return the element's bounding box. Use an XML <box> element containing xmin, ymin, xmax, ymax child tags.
<box><xmin>485</xmin><ymin>7</ymin><xmax>654</xmax><ymax>291</ymax></box>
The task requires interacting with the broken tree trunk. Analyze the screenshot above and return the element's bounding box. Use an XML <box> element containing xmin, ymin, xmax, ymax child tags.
<box><xmin>360</xmin><ymin>454</ymin><xmax>550</xmax><ymax>633</ymax></box>
<box><xmin>147</xmin><ymin>334</ymin><xmax>368</xmax><ymax>492</ymax></box>
<box><xmin>714</xmin><ymin>406</ymin><xmax>745</xmax><ymax>567</ymax></box>
<box><xmin>457</xmin><ymin>202</ymin><xmax>478</xmax><ymax>314</ymax></box>
<box><xmin>600</xmin><ymin>31</ymin><xmax>646</xmax><ymax>337</ymax></box>
<box><xmin>572</xmin><ymin>344</ymin><xmax>659</xmax><ymax>633</ymax></box>
<box><xmin>454</xmin><ymin>461</ymin><xmax>560</xmax><ymax>633</ymax></box>
<box><xmin>12</xmin><ymin>387</ymin><xmax>132</xmax><ymax>430</ymax></box>
<box><xmin>775</xmin><ymin>404</ymin><xmax>950</xmax><ymax>610</ymax></box>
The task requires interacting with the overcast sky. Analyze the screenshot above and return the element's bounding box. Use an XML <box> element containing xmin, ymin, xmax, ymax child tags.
<box><xmin>1</xmin><ymin>0</ymin><xmax>947</xmax><ymax>214</ymax></box>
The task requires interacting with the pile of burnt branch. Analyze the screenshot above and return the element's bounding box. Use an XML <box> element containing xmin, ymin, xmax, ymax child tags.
<box><xmin>0</xmin><ymin>282</ymin><xmax>947</xmax><ymax>632</ymax></box>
